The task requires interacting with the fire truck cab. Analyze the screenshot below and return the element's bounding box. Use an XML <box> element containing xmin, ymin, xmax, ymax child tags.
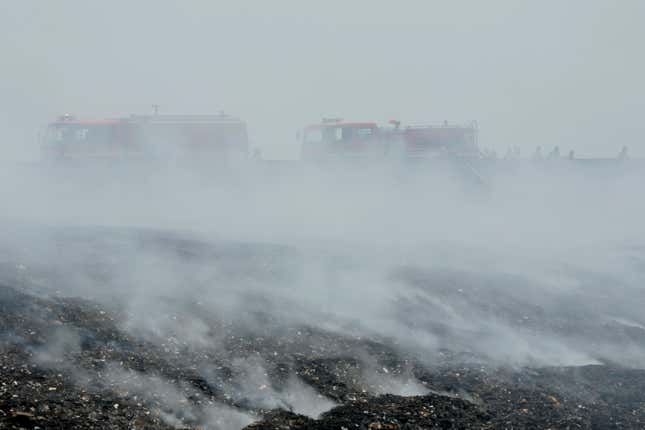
<box><xmin>300</xmin><ymin>119</ymin><xmax>385</xmax><ymax>161</ymax></box>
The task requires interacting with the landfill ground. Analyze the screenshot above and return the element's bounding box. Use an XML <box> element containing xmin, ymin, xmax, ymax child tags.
<box><xmin>0</xmin><ymin>227</ymin><xmax>644</xmax><ymax>429</ymax></box>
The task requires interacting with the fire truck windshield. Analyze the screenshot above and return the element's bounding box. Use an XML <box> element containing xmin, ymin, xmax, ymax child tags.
<box><xmin>46</xmin><ymin>124</ymin><xmax>114</xmax><ymax>146</ymax></box>
<box><xmin>305</xmin><ymin>125</ymin><xmax>376</xmax><ymax>144</ymax></box>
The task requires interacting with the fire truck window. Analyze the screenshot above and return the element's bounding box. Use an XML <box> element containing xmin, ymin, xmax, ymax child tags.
<box><xmin>46</xmin><ymin>126</ymin><xmax>71</xmax><ymax>144</ymax></box>
<box><xmin>356</xmin><ymin>128</ymin><xmax>373</xmax><ymax>138</ymax></box>
<box><xmin>51</xmin><ymin>128</ymin><xmax>65</xmax><ymax>142</ymax></box>
<box><xmin>75</xmin><ymin>128</ymin><xmax>90</xmax><ymax>141</ymax></box>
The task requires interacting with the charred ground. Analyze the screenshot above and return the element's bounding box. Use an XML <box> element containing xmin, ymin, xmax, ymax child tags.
<box><xmin>0</xmin><ymin>228</ymin><xmax>644</xmax><ymax>429</ymax></box>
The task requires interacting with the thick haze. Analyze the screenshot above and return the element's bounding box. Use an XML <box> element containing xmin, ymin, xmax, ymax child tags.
<box><xmin>1</xmin><ymin>0</ymin><xmax>643</xmax><ymax>161</ymax></box>
<box><xmin>1</xmin><ymin>4</ymin><xmax>645</xmax><ymax>427</ymax></box>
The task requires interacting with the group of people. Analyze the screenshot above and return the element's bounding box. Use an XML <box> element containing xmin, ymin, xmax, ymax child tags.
<box><xmin>478</xmin><ymin>145</ymin><xmax>630</xmax><ymax>161</ymax></box>
<box><xmin>520</xmin><ymin>146</ymin><xmax>629</xmax><ymax>161</ymax></box>
<box><xmin>531</xmin><ymin>146</ymin><xmax>565</xmax><ymax>160</ymax></box>
<box><xmin>531</xmin><ymin>145</ymin><xmax>629</xmax><ymax>161</ymax></box>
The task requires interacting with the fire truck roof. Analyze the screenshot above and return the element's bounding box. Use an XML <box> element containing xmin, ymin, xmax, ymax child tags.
<box><xmin>50</xmin><ymin>118</ymin><xmax>120</xmax><ymax>126</ymax></box>
<box><xmin>306</xmin><ymin>122</ymin><xmax>378</xmax><ymax>129</ymax></box>
<box><xmin>127</xmin><ymin>114</ymin><xmax>244</xmax><ymax>124</ymax></box>
<box><xmin>50</xmin><ymin>114</ymin><xmax>245</xmax><ymax>126</ymax></box>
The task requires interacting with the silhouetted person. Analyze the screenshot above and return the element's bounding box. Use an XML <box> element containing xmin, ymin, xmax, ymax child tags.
<box><xmin>547</xmin><ymin>146</ymin><xmax>560</xmax><ymax>160</ymax></box>
<box><xmin>618</xmin><ymin>146</ymin><xmax>629</xmax><ymax>161</ymax></box>
<box><xmin>532</xmin><ymin>146</ymin><xmax>543</xmax><ymax>160</ymax></box>
<box><xmin>568</xmin><ymin>150</ymin><xmax>575</xmax><ymax>160</ymax></box>
<box><xmin>513</xmin><ymin>146</ymin><xmax>521</xmax><ymax>158</ymax></box>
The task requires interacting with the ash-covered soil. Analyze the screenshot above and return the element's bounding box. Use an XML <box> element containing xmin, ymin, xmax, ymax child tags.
<box><xmin>0</xmin><ymin>228</ymin><xmax>644</xmax><ymax>429</ymax></box>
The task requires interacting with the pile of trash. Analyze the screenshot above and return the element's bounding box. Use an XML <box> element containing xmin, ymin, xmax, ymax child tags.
<box><xmin>0</xmin><ymin>229</ymin><xmax>644</xmax><ymax>429</ymax></box>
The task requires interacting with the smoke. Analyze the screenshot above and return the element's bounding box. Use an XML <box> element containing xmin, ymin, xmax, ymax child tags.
<box><xmin>0</xmin><ymin>163</ymin><xmax>642</xmax><ymax>430</ymax></box>
<box><xmin>28</xmin><ymin>320</ymin><xmax>337</xmax><ymax>427</ymax></box>
<box><xmin>1</xmin><ymin>4</ymin><xmax>644</xmax><ymax>430</ymax></box>
<box><xmin>228</xmin><ymin>356</ymin><xmax>336</xmax><ymax>417</ymax></box>
<box><xmin>88</xmin><ymin>364</ymin><xmax>258</xmax><ymax>429</ymax></box>
<box><xmin>2</xmin><ymin>1</ymin><xmax>645</xmax><ymax>159</ymax></box>
<box><xmin>29</xmin><ymin>325</ymin><xmax>258</xmax><ymax>429</ymax></box>
<box><xmin>1</xmin><ymin>162</ymin><xmax>644</xmax><ymax>371</ymax></box>
<box><xmin>359</xmin><ymin>356</ymin><xmax>429</xmax><ymax>397</ymax></box>
<box><xmin>0</xmin><ymin>160</ymin><xmax>644</xmax><ymax>430</ymax></box>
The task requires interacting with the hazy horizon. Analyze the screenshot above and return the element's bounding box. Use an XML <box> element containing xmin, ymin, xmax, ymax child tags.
<box><xmin>1</xmin><ymin>0</ymin><xmax>643</xmax><ymax>161</ymax></box>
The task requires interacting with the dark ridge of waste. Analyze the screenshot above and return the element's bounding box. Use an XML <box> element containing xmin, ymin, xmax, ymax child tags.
<box><xmin>247</xmin><ymin>394</ymin><xmax>491</xmax><ymax>430</ymax></box>
<box><xmin>1</xmin><ymin>228</ymin><xmax>645</xmax><ymax>429</ymax></box>
<box><xmin>1</xmin><ymin>283</ymin><xmax>644</xmax><ymax>429</ymax></box>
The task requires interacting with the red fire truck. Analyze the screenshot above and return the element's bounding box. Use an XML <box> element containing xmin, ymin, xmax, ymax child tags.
<box><xmin>300</xmin><ymin>118</ymin><xmax>479</xmax><ymax>161</ymax></box>
<box><xmin>41</xmin><ymin>113</ymin><xmax>249</xmax><ymax>163</ymax></box>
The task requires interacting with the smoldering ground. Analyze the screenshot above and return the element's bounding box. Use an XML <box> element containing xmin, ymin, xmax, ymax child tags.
<box><xmin>1</xmin><ymin>160</ymin><xmax>645</xmax><ymax>428</ymax></box>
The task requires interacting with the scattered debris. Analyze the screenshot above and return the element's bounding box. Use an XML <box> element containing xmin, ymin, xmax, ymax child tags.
<box><xmin>0</xmin><ymin>232</ymin><xmax>644</xmax><ymax>429</ymax></box>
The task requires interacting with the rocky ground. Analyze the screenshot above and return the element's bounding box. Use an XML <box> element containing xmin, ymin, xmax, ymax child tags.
<box><xmin>0</xmin><ymin>229</ymin><xmax>644</xmax><ymax>429</ymax></box>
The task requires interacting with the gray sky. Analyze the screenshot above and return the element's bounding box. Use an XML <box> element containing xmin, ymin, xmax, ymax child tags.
<box><xmin>1</xmin><ymin>0</ymin><xmax>643</xmax><ymax>160</ymax></box>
